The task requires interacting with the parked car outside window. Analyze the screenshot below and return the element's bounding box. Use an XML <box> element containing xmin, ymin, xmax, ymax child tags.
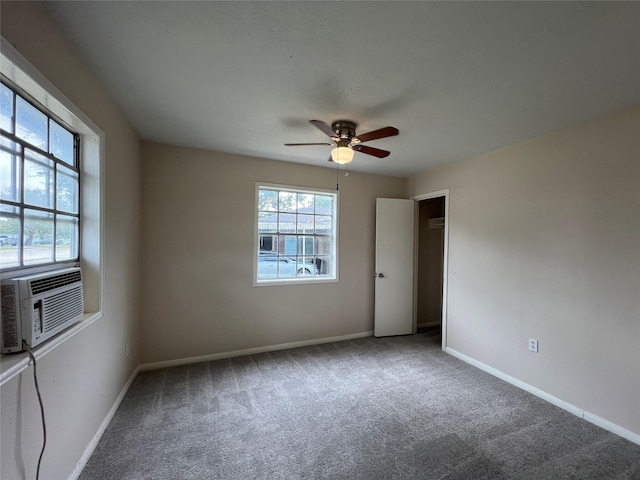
<box><xmin>0</xmin><ymin>235</ymin><xmax>17</xmax><ymax>246</ymax></box>
<box><xmin>258</xmin><ymin>251</ymin><xmax>317</xmax><ymax>278</ymax></box>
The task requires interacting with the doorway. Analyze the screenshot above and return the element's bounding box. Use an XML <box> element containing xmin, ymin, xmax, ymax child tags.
<box><xmin>414</xmin><ymin>191</ymin><xmax>449</xmax><ymax>349</ymax></box>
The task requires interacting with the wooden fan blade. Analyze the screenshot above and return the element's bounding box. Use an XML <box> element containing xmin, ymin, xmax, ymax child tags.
<box><xmin>309</xmin><ymin>120</ymin><xmax>337</xmax><ymax>138</ymax></box>
<box><xmin>285</xmin><ymin>143</ymin><xmax>333</xmax><ymax>146</ymax></box>
<box><xmin>354</xmin><ymin>126</ymin><xmax>399</xmax><ymax>143</ymax></box>
<box><xmin>353</xmin><ymin>145</ymin><xmax>390</xmax><ymax>158</ymax></box>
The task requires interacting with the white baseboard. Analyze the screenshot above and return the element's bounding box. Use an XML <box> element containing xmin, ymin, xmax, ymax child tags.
<box><xmin>139</xmin><ymin>331</ymin><xmax>375</xmax><ymax>371</ymax></box>
<box><xmin>69</xmin><ymin>365</ymin><xmax>141</xmax><ymax>480</ymax></box>
<box><xmin>582</xmin><ymin>411</ymin><xmax>640</xmax><ymax>445</ymax></box>
<box><xmin>445</xmin><ymin>347</ymin><xmax>640</xmax><ymax>446</ymax></box>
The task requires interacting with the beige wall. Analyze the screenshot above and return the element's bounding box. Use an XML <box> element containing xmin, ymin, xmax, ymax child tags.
<box><xmin>407</xmin><ymin>106</ymin><xmax>640</xmax><ymax>436</ymax></box>
<box><xmin>141</xmin><ymin>142</ymin><xmax>405</xmax><ymax>363</ymax></box>
<box><xmin>1</xmin><ymin>3</ymin><xmax>141</xmax><ymax>479</ymax></box>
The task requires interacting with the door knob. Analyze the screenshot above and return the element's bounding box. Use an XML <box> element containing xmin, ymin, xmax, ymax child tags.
<box><xmin>375</xmin><ymin>273</ymin><xmax>385</xmax><ymax>278</ymax></box>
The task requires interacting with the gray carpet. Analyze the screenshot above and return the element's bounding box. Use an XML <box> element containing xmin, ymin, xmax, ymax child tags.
<box><xmin>80</xmin><ymin>333</ymin><xmax>640</xmax><ymax>479</ymax></box>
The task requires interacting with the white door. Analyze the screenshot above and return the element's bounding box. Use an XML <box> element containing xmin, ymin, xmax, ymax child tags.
<box><xmin>374</xmin><ymin>198</ymin><xmax>415</xmax><ymax>337</ymax></box>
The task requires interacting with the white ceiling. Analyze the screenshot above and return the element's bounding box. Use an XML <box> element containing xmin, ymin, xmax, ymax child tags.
<box><xmin>41</xmin><ymin>1</ymin><xmax>640</xmax><ymax>177</ymax></box>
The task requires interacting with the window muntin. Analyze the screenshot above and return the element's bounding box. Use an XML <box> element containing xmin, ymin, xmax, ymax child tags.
<box><xmin>0</xmin><ymin>83</ymin><xmax>13</xmax><ymax>132</ymax></box>
<box><xmin>0</xmin><ymin>137</ymin><xmax>20</xmax><ymax>202</ymax></box>
<box><xmin>256</xmin><ymin>184</ymin><xmax>337</xmax><ymax>284</ymax></box>
<box><xmin>0</xmin><ymin>81</ymin><xmax>80</xmax><ymax>270</ymax></box>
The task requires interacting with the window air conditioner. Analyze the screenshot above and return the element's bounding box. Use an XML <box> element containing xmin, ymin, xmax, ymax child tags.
<box><xmin>1</xmin><ymin>267</ymin><xmax>84</xmax><ymax>354</ymax></box>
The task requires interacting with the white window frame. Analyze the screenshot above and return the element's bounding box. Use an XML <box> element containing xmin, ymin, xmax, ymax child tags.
<box><xmin>1</xmin><ymin>81</ymin><xmax>81</xmax><ymax>270</ymax></box>
<box><xmin>0</xmin><ymin>38</ymin><xmax>104</xmax><ymax>384</ymax></box>
<box><xmin>254</xmin><ymin>182</ymin><xmax>339</xmax><ymax>287</ymax></box>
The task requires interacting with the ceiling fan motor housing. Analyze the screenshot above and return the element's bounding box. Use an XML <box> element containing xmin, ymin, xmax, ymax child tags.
<box><xmin>331</xmin><ymin>120</ymin><xmax>357</xmax><ymax>141</ymax></box>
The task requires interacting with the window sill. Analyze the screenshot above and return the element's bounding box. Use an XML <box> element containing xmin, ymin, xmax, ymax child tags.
<box><xmin>254</xmin><ymin>277</ymin><xmax>339</xmax><ymax>287</ymax></box>
<box><xmin>0</xmin><ymin>311</ymin><xmax>102</xmax><ymax>386</ymax></box>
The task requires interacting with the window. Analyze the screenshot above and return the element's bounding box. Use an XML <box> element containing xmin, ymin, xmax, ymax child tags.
<box><xmin>0</xmin><ymin>38</ymin><xmax>102</xmax><ymax>382</ymax></box>
<box><xmin>0</xmin><ymin>81</ymin><xmax>80</xmax><ymax>270</ymax></box>
<box><xmin>255</xmin><ymin>183</ymin><xmax>338</xmax><ymax>285</ymax></box>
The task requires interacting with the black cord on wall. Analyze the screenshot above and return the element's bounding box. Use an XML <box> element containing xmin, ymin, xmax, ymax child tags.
<box><xmin>23</xmin><ymin>341</ymin><xmax>47</xmax><ymax>480</ymax></box>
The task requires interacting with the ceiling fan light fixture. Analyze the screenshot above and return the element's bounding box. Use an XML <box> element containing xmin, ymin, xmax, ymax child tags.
<box><xmin>331</xmin><ymin>142</ymin><xmax>354</xmax><ymax>164</ymax></box>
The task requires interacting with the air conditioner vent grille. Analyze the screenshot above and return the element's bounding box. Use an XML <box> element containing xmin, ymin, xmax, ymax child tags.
<box><xmin>42</xmin><ymin>285</ymin><xmax>84</xmax><ymax>332</ymax></box>
<box><xmin>30</xmin><ymin>270</ymin><xmax>82</xmax><ymax>296</ymax></box>
<box><xmin>1</xmin><ymin>285</ymin><xmax>19</xmax><ymax>349</ymax></box>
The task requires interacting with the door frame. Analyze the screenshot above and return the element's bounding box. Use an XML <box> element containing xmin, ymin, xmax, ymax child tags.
<box><xmin>412</xmin><ymin>189</ymin><xmax>450</xmax><ymax>351</ymax></box>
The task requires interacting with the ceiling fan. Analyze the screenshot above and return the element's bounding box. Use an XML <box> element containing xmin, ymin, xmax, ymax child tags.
<box><xmin>285</xmin><ymin>120</ymin><xmax>399</xmax><ymax>164</ymax></box>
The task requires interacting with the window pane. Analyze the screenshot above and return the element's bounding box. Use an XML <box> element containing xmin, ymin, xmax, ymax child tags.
<box><xmin>298</xmin><ymin>256</ymin><xmax>317</xmax><ymax>276</ymax></box>
<box><xmin>315</xmin><ymin>235</ymin><xmax>332</xmax><ymax>255</ymax></box>
<box><xmin>259</xmin><ymin>234</ymin><xmax>276</xmax><ymax>252</ymax></box>
<box><xmin>57</xmin><ymin>164</ymin><xmax>79</xmax><ymax>213</ymax></box>
<box><xmin>258</xmin><ymin>212</ymin><xmax>277</xmax><ymax>234</ymax></box>
<box><xmin>297</xmin><ymin>193</ymin><xmax>314</xmax><ymax>212</ymax></box>
<box><xmin>16</xmin><ymin>97</ymin><xmax>47</xmax><ymax>150</ymax></box>
<box><xmin>24</xmin><ymin>149</ymin><xmax>54</xmax><ymax>208</ymax></box>
<box><xmin>315</xmin><ymin>255</ymin><xmax>331</xmax><ymax>275</ymax></box>
<box><xmin>257</xmin><ymin>253</ymin><xmax>278</xmax><ymax>278</ymax></box>
<box><xmin>315</xmin><ymin>215</ymin><xmax>332</xmax><ymax>234</ymax></box>
<box><xmin>50</xmin><ymin>120</ymin><xmax>74</xmax><ymax>165</ymax></box>
<box><xmin>277</xmin><ymin>213</ymin><xmax>295</xmax><ymax>233</ymax></box>
<box><xmin>56</xmin><ymin>214</ymin><xmax>79</xmax><ymax>261</ymax></box>
<box><xmin>296</xmin><ymin>214</ymin><xmax>314</xmax><ymax>234</ymax></box>
<box><xmin>315</xmin><ymin>194</ymin><xmax>333</xmax><ymax>214</ymax></box>
<box><xmin>0</xmin><ymin>137</ymin><xmax>20</xmax><ymax>202</ymax></box>
<box><xmin>24</xmin><ymin>209</ymin><xmax>54</xmax><ymax>265</ymax></box>
<box><xmin>0</xmin><ymin>205</ymin><xmax>21</xmax><ymax>268</ymax></box>
<box><xmin>258</xmin><ymin>189</ymin><xmax>278</xmax><ymax>212</ymax></box>
<box><xmin>278</xmin><ymin>191</ymin><xmax>296</xmax><ymax>212</ymax></box>
<box><xmin>278</xmin><ymin>256</ymin><xmax>296</xmax><ymax>278</ymax></box>
<box><xmin>0</xmin><ymin>84</ymin><xmax>13</xmax><ymax>133</ymax></box>
<box><xmin>297</xmin><ymin>236</ymin><xmax>315</xmax><ymax>255</ymax></box>
<box><xmin>279</xmin><ymin>235</ymin><xmax>297</xmax><ymax>255</ymax></box>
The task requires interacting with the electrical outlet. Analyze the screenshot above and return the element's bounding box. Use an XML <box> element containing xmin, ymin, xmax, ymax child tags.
<box><xmin>528</xmin><ymin>338</ymin><xmax>538</xmax><ymax>353</ymax></box>
<box><xmin>125</xmin><ymin>342</ymin><xmax>130</xmax><ymax>357</ymax></box>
